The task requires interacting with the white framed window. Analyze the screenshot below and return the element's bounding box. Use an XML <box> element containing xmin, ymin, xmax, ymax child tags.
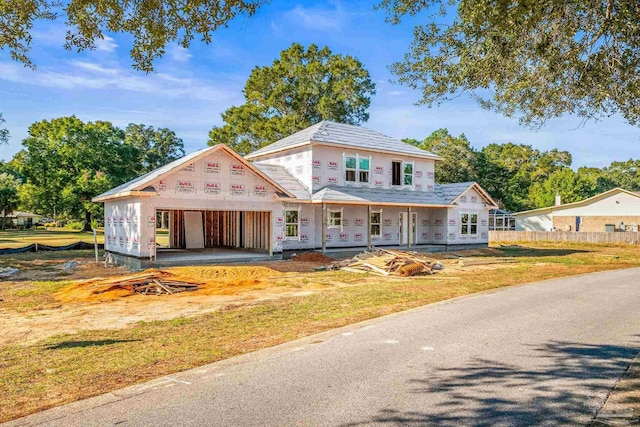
<box><xmin>359</xmin><ymin>157</ymin><xmax>370</xmax><ymax>183</ymax></box>
<box><xmin>285</xmin><ymin>209</ymin><xmax>300</xmax><ymax>239</ymax></box>
<box><xmin>370</xmin><ymin>210</ymin><xmax>381</xmax><ymax>237</ymax></box>
<box><xmin>403</xmin><ymin>161</ymin><xmax>414</xmax><ymax>186</ymax></box>
<box><xmin>328</xmin><ymin>208</ymin><xmax>343</xmax><ymax>229</ymax></box>
<box><xmin>345</xmin><ymin>156</ymin><xmax>357</xmax><ymax>182</ymax></box>
<box><xmin>343</xmin><ymin>154</ymin><xmax>371</xmax><ymax>184</ymax></box>
<box><xmin>460</xmin><ymin>212</ymin><xmax>478</xmax><ymax>235</ymax></box>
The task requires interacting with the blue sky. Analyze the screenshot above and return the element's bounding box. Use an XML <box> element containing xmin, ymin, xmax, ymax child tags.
<box><xmin>0</xmin><ymin>0</ymin><xmax>637</xmax><ymax>167</ymax></box>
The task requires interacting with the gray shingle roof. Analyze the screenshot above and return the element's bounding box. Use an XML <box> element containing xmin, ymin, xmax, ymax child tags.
<box><xmin>307</xmin><ymin>182</ymin><xmax>493</xmax><ymax>207</ymax></box>
<box><xmin>253</xmin><ymin>163</ymin><xmax>310</xmax><ymax>200</ymax></box>
<box><xmin>93</xmin><ymin>147</ymin><xmax>211</xmax><ymax>201</ymax></box>
<box><xmin>245</xmin><ymin>121</ymin><xmax>441</xmax><ymax>160</ymax></box>
<box><xmin>311</xmin><ymin>186</ymin><xmax>449</xmax><ymax>206</ymax></box>
<box><xmin>436</xmin><ymin>182</ymin><xmax>475</xmax><ymax>204</ymax></box>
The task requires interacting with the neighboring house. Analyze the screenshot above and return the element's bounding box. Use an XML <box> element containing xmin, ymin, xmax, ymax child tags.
<box><xmin>93</xmin><ymin>121</ymin><xmax>498</xmax><ymax>264</ymax></box>
<box><xmin>1</xmin><ymin>211</ymin><xmax>42</xmax><ymax>228</ymax></box>
<box><xmin>514</xmin><ymin>188</ymin><xmax>640</xmax><ymax>232</ymax></box>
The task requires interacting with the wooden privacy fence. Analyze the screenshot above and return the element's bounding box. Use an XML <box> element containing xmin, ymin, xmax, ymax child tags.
<box><xmin>489</xmin><ymin>231</ymin><xmax>640</xmax><ymax>245</ymax></box>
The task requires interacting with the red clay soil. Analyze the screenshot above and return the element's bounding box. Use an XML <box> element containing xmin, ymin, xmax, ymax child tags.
<box><xmin>293</xmin><ymin>252</ymin><xmax>334</xmax><ymax>263</ymax></box>
<box><xmin>54</xmin><ymin>266</ymin><xmax>288</xmax><ymax>303</ymax></box>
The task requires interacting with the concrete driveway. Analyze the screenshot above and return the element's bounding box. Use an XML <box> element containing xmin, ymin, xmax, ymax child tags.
<box><xmin>7</xmin><ymin>268</ymin><xmax>640</xmax><ymax>426</ymax></box>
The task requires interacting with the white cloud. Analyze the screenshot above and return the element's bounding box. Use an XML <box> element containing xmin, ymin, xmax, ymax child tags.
<box><xmin>71</xmin><ymin>61</ymin><xmax>119</xmax><ymax>75</ymax></box>
<box><xmin>167</xmin><ymin>44</ymin><xmax>192</xmax><ymax>62</ymax></box>
<box><xmin>0</xmin><ymin>61</ymin><xmax>238</xmax><ymax>103</ymax></box>
<box><xmin>94</xmin><ymin>35</ymin><xmax>118</xmax><ymax>52</ymax></box>
<box><xmin>283</xmin><ymin>3</ymin><xmax>345</xmax><ymax>31</ymax></box>
<box><xmin>31</xmin><ymin>25</ymin><xmax>67</xmax><ymax>46</ymax></box>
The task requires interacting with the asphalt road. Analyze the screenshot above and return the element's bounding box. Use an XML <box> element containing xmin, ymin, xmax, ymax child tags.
<box><xmin>9</xmin><ymin>268</ymin><xmax>640</xmax><ymax>427</ymax></box>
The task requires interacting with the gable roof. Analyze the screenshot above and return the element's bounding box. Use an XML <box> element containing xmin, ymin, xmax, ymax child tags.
<box><xmin>253</xmin><ymin>163</ymin><xmax>311</xmax><ymax>200</ymax></box>
<box><xmin>513</xmin><ymin>187</ymin><xmax>640</xmax><ymax>217</ymax></box>
<box><xmin>244</xmin><ymin>121</ymin><xmax>442</xmax><ymax>160</ymax></box>
<box><xmin>437</xmin><ymin>182</ymin><xmax>499</xmax><ymax>207</ymax></box>
<box><xmin>93</xmin><ymin>144</ymin><xmax>295</xmax><ymax>202</ymax></box>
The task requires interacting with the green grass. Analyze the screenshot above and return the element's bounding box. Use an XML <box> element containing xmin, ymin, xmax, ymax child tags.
<box><xmin>1</xmin><ymin>242</ymin><xmax>640</xmax><ymax>422</ymax></box>
<box><xmin>0</xmin><ymin>229</ymin><xmax>104</xmax><ymax>248</ymax></box>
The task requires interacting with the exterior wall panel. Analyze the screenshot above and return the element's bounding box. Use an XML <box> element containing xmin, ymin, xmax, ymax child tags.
<box><xmin>104</xmin><ymin>199</ymin><xmax>143</xmax><ymax>257</ymax></box>
<box><xmin>446</xmin><ymin>188</ymin><xmax>490</xmax><ymax>244</ymax></box>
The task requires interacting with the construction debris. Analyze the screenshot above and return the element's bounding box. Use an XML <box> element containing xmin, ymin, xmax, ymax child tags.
<box><xmin>83</xmin><ymin>271</ymin><xmax>201</xmax><ymax>296</ymax></box>
<box><xmin>328</xmin><ymin>248</ymin><xmax>441</xmax><ymax>277</ymax></box>
<box><xmin>0</xmin><ymin>267</ymin><xmax>19</xmax><ymax>278</ymax></box>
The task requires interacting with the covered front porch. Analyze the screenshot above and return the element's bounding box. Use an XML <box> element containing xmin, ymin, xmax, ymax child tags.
<box><xmin>308</xmin><ymin>186</ymin><xmax>455</xmax><ymax>253</ymax></box>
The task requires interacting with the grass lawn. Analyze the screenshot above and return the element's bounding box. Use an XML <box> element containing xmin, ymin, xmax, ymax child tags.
<box><xmin>0</xmin><ymin>229</ymin><xmax>170</xmax><ymax>248</ymax></box>
<box><xmin>0</xmin><ymin>229</ymin><xmax>104</xmax><ymax>248</ymax></box>
<box><xmin>1</xmin><ymin>242</ymin><xmax>639</xmax><ymax>422</ymax></box>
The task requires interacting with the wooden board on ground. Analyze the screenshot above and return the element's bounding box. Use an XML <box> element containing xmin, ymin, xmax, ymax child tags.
<box><xmin>328</xmin><ymin>248</ymin><xmax>442</xmax><ymax>277</ymax></box>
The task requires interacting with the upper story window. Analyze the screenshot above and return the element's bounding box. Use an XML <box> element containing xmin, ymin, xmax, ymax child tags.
<box><xmin>359</xmin><ymin>158</ymin><xmax>370</xmax><ymax>183</ymax></box>
<box><xmin>345</xmin><ymin>156</ymin><xmax>357</xmax><ymax>182</ymax></box>
<box><xmin>404</xmin><ymin>162</ymin><xmax>414</xmax><ymax>186</ymax></box>
<box><xmin>392</xmin><ymin>161</ymin><xmax>402</xmax><ymax>185</ymax></box>
<box><xmin>392</xmin><ymin>161</ymin><xmax>414</xmax><ymax>186</ymax></box>
<box><xmin>344</xmin><ymin>154</ymin><xmax>370</xmax><ymax>183</ymax></box>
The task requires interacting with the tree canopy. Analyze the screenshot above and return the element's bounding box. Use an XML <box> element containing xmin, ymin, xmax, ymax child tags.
<box><xmin>12</xmin><ymin>117</ymin><xmax>184</xmax><ymax>229</ymax></box>
<box><xmin>381</xmin><ymin>0</ymin><xmax>640</xmax><ymax>127</ymax></box>
<box><xmin>124</xmin><ymin>123</ymin><xmax>184</xmax><ymax>174</ymax></box>
<box><xmin>208</xmin><ymin>43</ymin><xmax>376</xmax><ymax>154</ymax></box>
<box><xmin>404</xmin><ymin>128</ymin><xmax>634</xmax><ymax>212</ymax></box>
<box><xmin>404</xmin><ymin>129</ymin><xmax>477</xmax><ymax>183</ymax></box>
<box><xmin>0</xmin><ymin>173</ymin><xmax>20</xmax><ymax>230</ymax></box>
<box><xmin>1</xmin><ymin>0</ymin><xmax>267</xmax><ymax>71</ymax></box>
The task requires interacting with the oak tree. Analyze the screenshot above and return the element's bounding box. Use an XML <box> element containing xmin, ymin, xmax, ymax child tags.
<box><xmin>381</xmin><ymin>0</ymin><xmax>640</xmax><ymax>127</ymax></box>
<box><xmin>208</xmin><ymin>43</ymin><xmax>376</xmax><ymax>154</ymax></box>
<box><xmin>0</xmin><ymin>0</ymin><xmax>268</xmax><ymax>71</ymax></box>
<box><xmin>124</xmin><ymin>123</ymin><xmax>184</xmax><ymax>174</ymax></box>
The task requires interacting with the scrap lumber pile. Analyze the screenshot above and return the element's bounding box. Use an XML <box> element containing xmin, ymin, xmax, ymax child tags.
<box><xmin>85</xmin><ymin>272</ymin><xmax>201</xmax><ymax>295</ymax></box>
<box><xmin>328</xmin><ymin>248</ymin><xmax>441</xmax><ymax>277</ymax></box>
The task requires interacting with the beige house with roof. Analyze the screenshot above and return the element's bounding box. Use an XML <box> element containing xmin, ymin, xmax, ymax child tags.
<box><xmin>514</xmin><ymin>188</ymin><xmax>640</xmax><ymax>232</ymax></box>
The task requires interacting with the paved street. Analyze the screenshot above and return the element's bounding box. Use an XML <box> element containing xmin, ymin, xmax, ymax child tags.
<box><xmin>8</xmin><ymin>268</ymin><xmax>640</xmax><ymax>427</ymax></box>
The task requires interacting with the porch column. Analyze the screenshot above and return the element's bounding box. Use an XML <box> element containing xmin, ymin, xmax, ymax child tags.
<box><xmin>322</xmin><ymin>203</ymin><xmax>327</xmax><ymax>253</ymax></box>
<box><xmin>407</xmin><ymin>206</ymin><xmax>412</xmax><ymax>250</ymax></box>
<box><xmin>367</xmin><ymin>205</ymin><xmax>372</xmax><ymax>250</ymax></box>
<box><xmin>268</xmin><ymin>211</ymin><xmax>273</xmax><ymax>257</ymax></box>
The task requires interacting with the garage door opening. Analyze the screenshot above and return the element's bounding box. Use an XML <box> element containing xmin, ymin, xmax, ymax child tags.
<box><xmin>155</xmin><ymin>209</ymin><xmax>272</xmax><ymax>262</ymax></box>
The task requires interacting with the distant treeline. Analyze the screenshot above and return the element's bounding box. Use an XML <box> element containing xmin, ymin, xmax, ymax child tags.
<box><xmin>0</xmin><ymin>117</ymin><xmax>184</xmax><ymax>231</ymax></box>
<box><xmin>1</xmin><ymin>119</ymin><xmax>638</xmax><ymax>232</ymax></box>
<box><xmin>404</xmin><ymin>129</ymin><xmax>639</xmax><ymax>212</ymax></box>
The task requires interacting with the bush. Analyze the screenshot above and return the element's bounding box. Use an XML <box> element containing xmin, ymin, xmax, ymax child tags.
<box><xmin>63</xmin><ymin>220</ymin><xmax>84</xmax><ymax>230</ymax></box>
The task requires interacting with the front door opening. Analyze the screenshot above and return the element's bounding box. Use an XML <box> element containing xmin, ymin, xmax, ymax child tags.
<box><xmin>399</xmin><ymin>212</ymin><xmax>408</xmax><ymax>245</ymax></box>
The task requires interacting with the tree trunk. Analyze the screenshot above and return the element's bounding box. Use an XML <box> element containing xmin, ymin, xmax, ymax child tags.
<box><xmin>83</xmin><ymin>210</ymin><xmax>92</xmax><ymax>232</ymax></box>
